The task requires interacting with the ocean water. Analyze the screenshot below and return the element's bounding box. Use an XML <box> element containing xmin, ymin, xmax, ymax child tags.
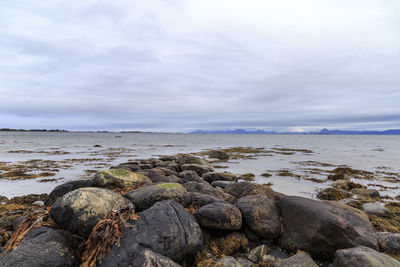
<box><xmin>0</xmin><ymin>131</ymin><xmax>399</xmax><ymax>198</ymax></box>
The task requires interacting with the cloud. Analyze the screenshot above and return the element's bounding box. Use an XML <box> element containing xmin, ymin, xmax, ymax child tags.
<box><xmin>0</xmin><ymin>0</ymin><xmax>399</xmax><ymax>131</ymax></box>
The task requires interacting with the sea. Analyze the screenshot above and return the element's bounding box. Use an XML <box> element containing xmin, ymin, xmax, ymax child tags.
<box><xmin>0</xmin><ymin>131</ymin><xmax>399</xmax><ymax>199</ymax></box>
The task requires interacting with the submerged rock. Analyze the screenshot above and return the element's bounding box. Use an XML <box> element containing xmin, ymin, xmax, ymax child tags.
<box><xmin>195</xmin><ymin>202</ymin><xmax>242</xmax><ymax>230</ymax></box>
<box><xmin>50</xmin><ymin>187</ymin><xmax>131</xmax><ymax>237</ymax></box>
<box><xmin>0</xmin><ymin>227</ymin><xmax>76</xmax><ymax>267</ymax></box>
<box><xmin>333</xmin><ymin>246</ymin><xmax>400</xmax><ymax>267</ymax></box>
<box><xmin>99</xmin><ymin>200</ymin><xmax>202</xmax><ymax>266</ymax></box>
<box><xmin>278</xmin><ymin>196</ymin><xmax>378</xmax><ymax>260</ymax></box>
<box><xmin>124</xmin><ymin>183</ymin><xmax>186</xmax><ymax>211</ymax></box>
<box><xmin>209</xmin><ymin>150</ymin><xmax>229</xmax><ymax>160</ymax></box>
<box><xmin>94</xmin><ymin>168</ymin><xmax>152</xmax><ymax>188</ymax></box>
<box><xmin>236</xmin><ymin>195</ymin><xmax>280</xmax><ymax>238</ymax></box>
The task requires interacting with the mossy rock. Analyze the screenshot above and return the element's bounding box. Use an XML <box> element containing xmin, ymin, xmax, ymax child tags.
<box><xmin>94</xmin><ymin>169</ymin><xmax>152</xmax><ymax>188</ymax></box>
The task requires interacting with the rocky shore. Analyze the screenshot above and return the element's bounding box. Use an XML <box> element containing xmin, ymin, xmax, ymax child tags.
<box><xmin>0</xmin><ymin>149</ymin><xmax>399</xmax><ymax>266</ymax></box>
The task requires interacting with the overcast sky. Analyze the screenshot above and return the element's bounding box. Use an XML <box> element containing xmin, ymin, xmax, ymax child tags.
<box><xmin>1</xmin><ymin>0</ymin><xmax>399</xmax><ymax>132</ymax></box>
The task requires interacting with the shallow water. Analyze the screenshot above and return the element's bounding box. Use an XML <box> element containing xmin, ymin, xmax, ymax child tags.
<box><xmin>0</xmin><ymin>131</ymin><xmax>399</xmax><ymax>198</ymax></box>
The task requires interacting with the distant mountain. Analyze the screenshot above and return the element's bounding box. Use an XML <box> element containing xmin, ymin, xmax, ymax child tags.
<box><xmin>191</xmin><ymin>128</ymin><xmax>400</xmax><ymax>135</ymax></box>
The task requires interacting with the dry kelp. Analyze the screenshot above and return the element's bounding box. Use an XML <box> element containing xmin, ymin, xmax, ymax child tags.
<box><xmin>80</xmin><ymin>205</ymin><xmax>139</xmax><ymax>267</ymax></box>
<box><xmin>3</xmin><ymin>207</ymin><xmax>55</xmax><ymax>253</ymax></box>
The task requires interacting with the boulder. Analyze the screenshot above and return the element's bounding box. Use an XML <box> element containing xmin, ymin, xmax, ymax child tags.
<box><xmin>99</xmin><ymin>200</ymin><xmax>202</xmax><ymax>266</ymax></box>
<box><xmin>209</xmin><ymin>150</ymin><xmax>229</xmax><ymax>160</ymax></box>
<box><xmin>0</xmin><ymin>227</ymin><xmax>76</xmax><ymax>267</ymax></box>
<box><xmin>195</xmin><ymin>202</ymin><xmax>242</xmax><ymax>230</ymax></box>
<box><xmin>124</xmin><ymin>183</ymin><xmax>186</xmax><ymax>212</ymax></box>
<box><xmin>236</xmin><ymin>195</ymin><xmax>280</xmax><ymax>238</ymax></box>
<box><xmin>278</xmin><ymin>196</ymin><xmax>378</xmax><ymax>260</ymax></box>
<box><xmin>114</xmin><ymin>162</ymin><xmax>140</xmax><ymax>172</ymax></box>
<box><xmin>377</xmin><ymin>232</ymin><xmax>400</xmax><ymax>253</ymax></box>
<box><xmin>224</xmin><ymin>182</ymin><xmax>276</xmax><ymax>200</ymax></box>
<box><xmin>211</xmin><ymin>180</ymin><xmax>235</xmax><ymax>189</ymax></box>
<box><xmin>351</xmin><ymin>188</ymin><xmax>380</xmax><ymax>197</ymax></box>
<box><xmin>93</xmin><ymin>169</ymin><xmax>152</xmax><ymax>188</ymax></box>
<box><xmin>133</xmin><ymin>249</ymin><xmax>181</xmax><ymax>267</ymax></box>
<box><xmin>179</xmin><ymin>170</ymin><xmax>204</xmax><ymax>183</ymax></box>
<box><xmin>361</xmin><ymin>203</ymin><xmax>389</xmax><ymax>216</ymax></box>
<box><xmin>247</xmin><ymin>244</ymin><xmax>270</xmax><ymax>262</ymax></box>
<box><xmin>183</xmin><ymin>182</ymin><xmax>236</xmax><ymax>203</ymax></box>
<box><xmin>181</xmin><ymin>164</ymin><xmax>214</xmax><ymax>176</ymax></box>
<box><xmin>216</xmin><ymin>256</ymin><xmax>241</xmax><ymax>267</ymax></box>
<box><xmin>202</xmin><ymin>172</ymin><xmax>238</xmax><ymax>183</ymax></box>
<box><xmin>175</xmin><ymin>155</ymin><xmax>208</xmax><ymax>166</ymax></box>
<box><xmin>46</xmin><ymin>179</ymin><xmax>93</xmax><ymax>205</ymax></box>
<box><xmin>275</xmin><ymin>252</ymin><xmax>318</xmax><ymax>267</ymax></box>
<box><xmin>135</xmin><ymin>168</ymin><xmax>170</xmax><ymax>184</ymax></box>
<box><xmin>333</xmin><ymin>246</ymin><xmax>400</xmax><ymax>267</ymax></box>
<box><xmin>236</xmin><ymin>257</ymin><xmax>254</xmax><ymax>267</ymax></box>
<box><xmin>50</xmin><ymin>187</ymin><xmax>132</xmax><ymax>237</ymax></box>
<box><xmin>183</xmin><ymin>192</ymin><xmax>223</xmax><ymax>207</ymax></box>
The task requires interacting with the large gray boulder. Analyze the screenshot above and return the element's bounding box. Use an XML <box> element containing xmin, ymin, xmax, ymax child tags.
<box><xmin>181</xmin><ymin>164</ymin><xmax>214</xmax><ymax>176</ymax></box>
<box><xmin>50</xmin><ymin>187</ymin><xmax>132</xmax><ymax>237</ymax></box>
<box><xmin>179</xmin><ymin>170</ymin><xmax>204</xmax><ymax>183</ymax></box>
<box><xmin>195</xmin><ymin>202</ymin><xmax>242</xmax><ymax>230</ymax></box>
<box><xmin>94</xmin><ymin>169</ymin><xmax>152</xmax><ymax>188</ymax></box>
<box><xmin>333</xmin><ymin>246</ymin><xmax>400</xmax><ymax>267</ymax></box>
<box><xmin>124</xmin><ymin>183</ymin><xmax>186</xmax><ymax>211</ymax></box>
<box><xmin>236</xmin><ymin>195</ymin><xmax>280</xmax><ymax>238</ymax></box>
<box><xmin>46</xmin><ymin>179</ymin><xmax>93</xmax><ymax>205</ymax></box>
<box><xmin>183</xmin><ymin>182</ymin><xmax>236</xmax><ymax>203</ymax></box>
<box><xmin>0</xmin><ymin>227</ymin><xmax>76</xmax><ymax>267</ymax></box>
<box><xmin>99</xmin><ymin>200</ymin><xmax>202</xmax><ymax>266</ymax></box>
<box><xmin>202</xmin><ymin>172</ymin><xmax>237</xmax><ymax>183</ymax></box>
<box><xmin>377</xmin><ymin>232</ymin><xmax>400</xmax><ymax>253</ymax></box>
<box><xmin>275</xmin><ymin>252</ymin><xmax>318</xmax><ymax>267</ymax></box>
<box><xmin>278</xmin><ymin>196</ymin><xmax>378</xmax><ymax>260</ymax></box>
<box><xmin>224</xmin><ymin>182</ymin><xmax>276</xmax><ymax>200</ymax></box>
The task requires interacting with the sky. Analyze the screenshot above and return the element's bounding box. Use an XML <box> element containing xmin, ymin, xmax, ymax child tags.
<box><xmin>1</xmin><ymin>0</ymin><xmax>399</xmax><ymax>132</ymax></box>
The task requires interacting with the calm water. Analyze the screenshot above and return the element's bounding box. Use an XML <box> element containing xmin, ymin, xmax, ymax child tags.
<box><xmin>0</xmin><ymin>132</ymin><xmax>399</xmax><ymax>198</ymax></box>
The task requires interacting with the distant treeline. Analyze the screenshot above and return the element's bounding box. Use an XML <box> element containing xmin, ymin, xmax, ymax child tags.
<box><xmin>0</xmin><ymin>128</ymin><xmax>69</xmax><ymax>132</ymax></box>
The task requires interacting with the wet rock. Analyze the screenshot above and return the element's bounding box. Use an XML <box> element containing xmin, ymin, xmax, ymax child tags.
<box><xmin>133</xmin><ymin>249</ymin><xmax>181</xmax><ymax>267</ymax></box>
<box><xmin>351</xmin><ymin>188</ymin><xmax>380</xmax><ymax>197</ymax></box>
<box><xmin>332</xmin><ymin>179</ymin><xmax>365</xmax><ymax>191</ymax></box>
<box><xmin>202</xmin><ymin>172</ymin><xmax>238</xmax><ymax>183</ymax></box>
<box><xmin>94</xmin><ymin>168</ymin><xmax>152</xmax><ymax>188</ymax></box>
<box><xmin>224</xmin><ymin>182</ymin><xmax>276</xmax><ymax>200</ymax></box>
<box><xmin>183</xmin><ymin>182</ymin><xmax>236</xmax><ymax>203</ymax></box>
<box><xmin>216</xmin><ymin>256</ymin><xmax>241</xmax><ymax>266</ymax></box>
<box><xmin>181</xmin><ymin>164</ymin><xmax>214</xmax><ymax>176</ymax></box>
<box><xmin>176</xmin><ymin>155</ymin><xmax>208</xmax><ymax>166</ymax></box>
<box><xmin>114</xmin><ymin>162</ymin><xmax>140</xmax><ymax>172</ymax></box>
<box><xmin>124</xmin><ymin>183</ymin><xmax>186</xmax><ymax>212</ymax></box>
<box><xmin>183</xmin><ymin>192</ymin><xmax>223</xmax><ymax>207</ymax></box>
<box><xmin>333</xmin><ymin>246</ymin><xmax>400</xmax><ymax>267</ymax></box>
<box><xmin>0</xmin><ymin>227</ymin><xmax>76</xmax><ymax>267</ymax></box>
<box><xmin>317</xmin><ymin>188</ymin><xmax>346</xmax><ymax>201</ymax></box>
<box><xmin>135</xmin><ymin>168</ymin><xmax>170</xmax><ymax>184</ymax></box>
<box><xmin>275</xmin><ymin>251</ymin><xmax>318</xmax><ymax>267</ymax></box>
<box><xmin>179</xmin><ymin>170</ymin><xmax>204</xmax><ymax>183</ymax></box>
<box><xmin>236</xmin><ymin>195</ymin><xmax>280</xmax><ymax>238</ymax></box>
<box><xmin>32</xmin><ymin>200</ymin><xmax>44</xmax><ymax>207</ymax></box>
<box><xmin>377</xmin><ymin>232</ymin><xmax>400</xmax><ymax>253</ymax></box>
<box><xmin>236</xmin><ymin>257</ymin><xmax>254</xmax><ymax>267</ymax></box>
<box><xmin>209</xmin><ymin>150</ymin><xmax>229</xmax><ymax>160</ymax></box>
<box><xmin>50</xmin><ymin>187</ymin><xmax>131</xmax><ymax>237</ymax></box>
<box><xmin>46</xmin><ymin>179</ymin><xmax>93</xmax><ymax>205</ymax></box>
<box><xmin>211</xmin><ymin>180</ymin><xmax>236</xmax><ymax>189</ymax></box>
<box><xmin>195</xmin><ymin>202</ymin><xmax>242</xmax><ymax>230</ymax></box>
<box><xmin>278</xmin><ymin>196</ymin><xmax>378</xmax><ymax>260</ymax></box>
<box><xmin>247</xmin><ymin>244</ymin><xmax>270</xmax><ymax>262</ymax></box>
<box><xmin>99</xmin><ymin>200</ymin><xmax>202</xmax><ymax>266</ymax></box>
<box><xmin>361</xmin><ymin>202</ymin><xmax>389</xmax><ymax>216</ymax></box>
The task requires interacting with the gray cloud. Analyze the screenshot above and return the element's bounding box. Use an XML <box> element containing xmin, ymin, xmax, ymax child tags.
<box><xmin>1</xmin><ymin>0</ymin><xmax>400</xmax><ymax>131</ymax></box>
